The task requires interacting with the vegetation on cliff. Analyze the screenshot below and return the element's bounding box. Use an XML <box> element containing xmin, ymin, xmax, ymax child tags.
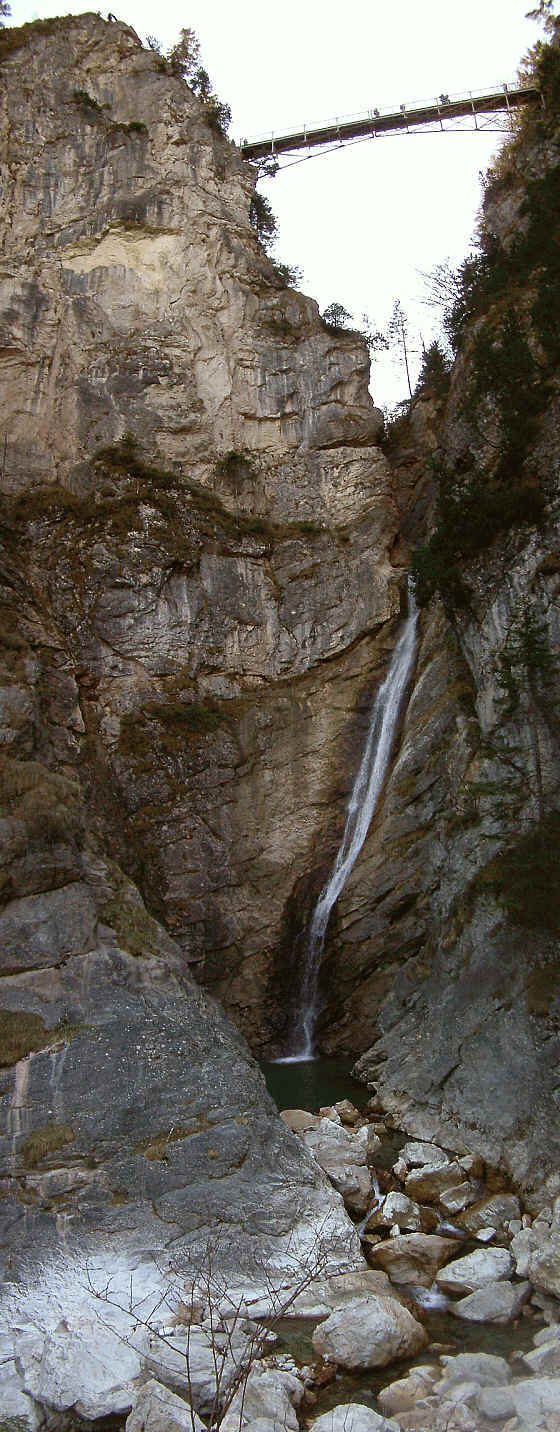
<box><xmin>411</xmin><ymin>17</ymin><xmax>560</xmax><ymax>611</ymax></box>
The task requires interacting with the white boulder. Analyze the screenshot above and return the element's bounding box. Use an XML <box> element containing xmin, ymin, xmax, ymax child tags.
<box><xmin>436</xmin><ymin>1247</ymin><xmax>514</xmax><ymax>1294</ymax></box>
<box><xmin>311</xmin><ymin>1293</ymin><xmax>427</xmax><ymax>1369</ymax></box>
<box><xmin>126</xmin><ymin>1379</ymin><xmax>205</xmax><ymax>1432</ymax></box>
<box><xmin>220</xmin><ymin>1364</ymin><xmax>303</xmax><ymax>1432</ymax></box>
<box><xmin>450</xmin><ymin>1279</ymin><xmax>530</xmax><ymax>1323</ymax></box>
<box><xmin>310</xmin><ymin>1404</ymin><xmax>400</xmax><ymax>1432</ymax></box>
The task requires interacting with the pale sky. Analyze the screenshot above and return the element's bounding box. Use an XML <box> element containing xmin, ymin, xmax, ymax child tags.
<box><xmin>9</xmin><ymin>0</ymin><xmax>549</xmax><ymax>405</ymax></box>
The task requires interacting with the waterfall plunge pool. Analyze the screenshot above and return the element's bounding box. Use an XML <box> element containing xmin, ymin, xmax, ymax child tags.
<box><xmin>261</xmin><ymin>1055</ymin><xmax>366</xmax><ymax>1116</ymax></box>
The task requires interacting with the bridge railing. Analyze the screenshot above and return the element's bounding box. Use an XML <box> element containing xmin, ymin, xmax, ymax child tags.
<box><xmin>240</xmin><ymin>83</ymin><xmax>541</xmax><ymax>160</ymax></box>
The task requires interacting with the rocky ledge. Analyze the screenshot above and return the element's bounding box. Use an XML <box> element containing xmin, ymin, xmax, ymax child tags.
<box><xmin>5</xmin><ymin>1095</ymin><xmax>560</xmax><ymax>1431</ymax></box>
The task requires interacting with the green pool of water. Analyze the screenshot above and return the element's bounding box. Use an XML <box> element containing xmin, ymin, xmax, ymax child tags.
<box><xmin>261</xmin><ymin>1056</ymin><xmax>367</xmax><ymax>1115</ymax></box>
<box><xmin>273</xmin><ymin>1299</ymin><xmax>541</xmax><ymax>1421</ymax></box>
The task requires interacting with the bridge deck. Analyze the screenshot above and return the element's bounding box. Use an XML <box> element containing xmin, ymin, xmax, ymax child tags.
<box><xmin>241</xmin><ymin>85</ymin><xmax>541</xmax><ymax>161</ymax></box>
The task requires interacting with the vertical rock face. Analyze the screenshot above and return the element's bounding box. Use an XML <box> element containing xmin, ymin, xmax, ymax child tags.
<box><xmin>1</xmin><ymin>12</ymin><xmax>559</xmax><ymax>1306</ymax></box>
<box><xmin>321</xmin><ymin>67</ymin><xmax>560</xmax><ymax>1197</ymax></box>
<box><xmin>0</xmin><ymin>14</ymin><xmax>401</xmax><ymax>1055</ymax></box>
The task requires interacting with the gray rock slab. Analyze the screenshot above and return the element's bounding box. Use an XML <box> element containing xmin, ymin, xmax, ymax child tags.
<box><xmin>22</xmin><ymin>1316</ymin><xmax>144</xmax><ymax>1417</ymax></box>
<box><xmin>0</xmin><ymin>883</ymin><xmax>97</xmax><ymax>969</ymax></box>
<box><xmin>436</xmin><ymin>1246</ymin><xmax>514</xmax><ymax>1294</ymax></box>
<box><xmin>450</xmin><ymin>1279</ymin><xmax>531</xmax><ymax>1324</ymax></box>
<box><xmin>0</xmin><ymin>1356</ymin><xmax>43</xmax><ymax>1431</ymax></box>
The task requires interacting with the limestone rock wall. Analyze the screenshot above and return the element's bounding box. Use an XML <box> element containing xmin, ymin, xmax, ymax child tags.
<box><xmin>318</xmin><ymin>97</ymin><xmax>560</xmax><ymax>1197</ymax></box>
<box><xmin>0</xmin><ymin>14</ymin><xmax>401</xmax><ymax>1056</ymax></box>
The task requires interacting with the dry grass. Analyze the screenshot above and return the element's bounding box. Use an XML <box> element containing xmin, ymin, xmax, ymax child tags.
<box><xmin>0</xmin><ymin>1008</ymin><xmax>49</xmax><ymax>1067</ymax></box>
<box><xmin>21</xmin><ymin>1122</ymin><xmax>75</xmax><ymax>1168</ymax></box>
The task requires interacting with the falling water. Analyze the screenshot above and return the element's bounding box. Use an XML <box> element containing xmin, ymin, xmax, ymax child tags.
<box><xmin>281</xmin><ymin>587</ymin><xmax>419</xmax><ymax>1062</ymax></box>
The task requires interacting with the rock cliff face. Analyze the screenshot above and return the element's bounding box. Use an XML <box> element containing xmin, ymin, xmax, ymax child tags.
<box><xmin>0</xmin><ymin>12</ymin><xmax>389</xmax><ymax>1294</ymax></box>
<box><xmin>321</xmin><ymin>84</ymin><xmax>560</xmax><ymax>1199</ymax></box>
<box><xmin>0</xmin><ymin>9</ymin><xmax>559</xmax><ymax>1323</ymax></box>
<box><xmin>0</xmin><ymin>12</ymin><xmax>400</xmax><ymax>1061</ymax></box>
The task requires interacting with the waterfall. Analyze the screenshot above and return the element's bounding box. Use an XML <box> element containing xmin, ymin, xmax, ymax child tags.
<box><xmin>281</xmin><ymin>587</ymin><xmax>419</xmax><ymax>1062</ymax></box>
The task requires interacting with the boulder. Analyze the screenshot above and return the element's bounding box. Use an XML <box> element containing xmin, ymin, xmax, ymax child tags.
<box><xmin>405</xmin><ymin>1161</ymin><xmax>467</xmax><ymax>1203</ymax></box>
<box><xmin>400</xmin><ymin>1141</ymin><xmax>449</xmax><ymax>1168</ymax></box>
<box><xmin>310</xmin><ymin>1405</ymin><xmax>400</xmax><ymax>1432</ymax></box>
<box><xmin>279</xmin><ymin>1109</ymin><xmax>319</xmax><ymax>1133</ymax></box>
<box><xmin>436</xmin><ymin>1247</ymin><xmax>514</xmax><ymax>1294</ymax></box>
<box><xmin>437</xmin><ymin>1352</ymin><xmax>512</xmax><ymax>1389</ymax></box>
<box><xmin>311</xmin><ymin>1293</ymin><xmax>427</xmax><ymax>1369</ymax></box>
<box><xmin>450</xmin><ymin>1279</ymin><xmax>530</xmax><ymax>1324</ymax></box>
<box><xmin>368</xmin><ymin>1233</ymin><xmax>458</xmax><ymax>1286</ymax></box>
<box><xmin>146</xmin><ymin>1324</ymin><xmax>248</xmax><ymax>1415</ymax></box>
<box><xmin>126</xmin><ymin>1379</ymin><xmax>206</xmax><ymax>1432</ymax></box>
<box><xmin>21</xmin><ymin>1316</ymin><xmax>144</xmax><ymax>1420</ymax></box>
<box><xmin>477</xmin><ymin>1384</ymin><xmax>516</xmax><ymax>1419</ymax></box>
<box><xmin>528</xmin><ymin>1221</ymin><xmax>560</xmax><ymax>1299</ymax></box>
<box><xmin>368</xmin><ymin>1192</ymin><xmax>423</xmax><ymax>1233</ymax></box>
<box><xmin>388</xmin><ymin>1397</ymin><xmax>478</xmax><ymax>1431</ymax></box>
<box><xmin>219</xmin><ymin>1364</ymin><xmax>303</xmax><ymax>1432</ymax></box>
<box><xmin>334</xmin><ymin>1100</ymin><xmax>362</xmax><ymax>1125</ymax></box>
<box><xmin>512</xmin><ymin>1224</ymin><xmax>541</xmax><ymax>1277</ymax></box>
<box><xmin>377</xmin><ymin>1366</ymin><xmax>438</xmax><ymax>1415</ymax></box>
<box><xmin>301</xmin><ymin>1118</ymin><xmax>372</xmax><ymax>1214</ymax></box>
<box><xmin>0</xmin><ymin>1351</ymin><xmax>43</xmax><ymax>1432</ymax></box>
<box><xmin>321</xmin><ymin>1269</ymin><xmax>396</xmax><ymax>1307</ymax></box>
<box><xmin>458</xmin><ymin>1193</ymin><xmax>521</xmax><ymax>1234</ymax></box>
<box><xmin>520</xmin><ymin>1331</ymin><xmax>560</xmax><ymax>1375</ymax></box>
<box><xmin>510</xmin><ymin>1376</ymin><xmax>560</xmax><ymax>1429</ymax></box>
<box><xmin>438</xmin><ymin>1183</ymin><xmax>477</xmax><ymax>1214</ymax></box>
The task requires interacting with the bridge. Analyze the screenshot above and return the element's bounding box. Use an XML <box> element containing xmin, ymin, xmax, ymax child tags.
<box><xmin>240</xmin><ymin>84</ymin><xmax>541</xmax><ymax>162</ymax></box>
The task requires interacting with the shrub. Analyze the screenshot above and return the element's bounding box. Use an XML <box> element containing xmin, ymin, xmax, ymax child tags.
<box><xmin>72</xmin><ymin>88</ymin><xmax>101</xmax><ymax>111</ymax></box>
<box><xmin>477</xmin><ymin>810</ymin><xmax>560</xmax><ymax>931</ymax></box>
<box><xmin>270</xmin><ymin>259</ymin><xmax>303</xmax><ymax>288</ymax></box>
<box><xmin>411</xmin><ymin>460</ymin><xmax>544</xmax><ymax>609</ymax></box>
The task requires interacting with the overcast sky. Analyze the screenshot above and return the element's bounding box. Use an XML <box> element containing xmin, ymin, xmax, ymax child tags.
<box><xmin>10</xmin><ymin>0</ymin><xmax>549</xmax><ymax>405</ymax></box>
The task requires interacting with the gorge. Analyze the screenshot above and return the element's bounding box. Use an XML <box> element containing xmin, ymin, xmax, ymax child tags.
<box><xmin>0</xmin><ymin>11</ymin><xmax>559</xmax><ymax>1432</ymax></box>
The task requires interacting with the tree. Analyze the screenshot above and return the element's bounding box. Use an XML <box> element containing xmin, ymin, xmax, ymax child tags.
<box><xmin>387</xmin><ymin>298</ymin><xmax>414</xmax><ymax>397</ymax></box>
<box><xmin>321</xmin><ymin>301</ymin><xmax>353</xmax><ymax>329</ymax></box>
<box><xmin>496</xmin><ymin>603</ymin><xmax>557</xmax><ymax>822</ymax></box>
<box><xmin>414</xmin><ymin>339</ymin><xmax>451</xmax><ymax>396</ymax></box>
<box><xmin>249</xmin><ymin>191</ymin><xmax>278</xmax><ymax>251</ymax></box>
<box><xmin>526</xmin><ymin>0</ymin><xmax>558</xmax><ymax>30</ymax></box>
<box><xmin>167</xmin><ymin>27</ymin><xmax>201</xmax><ymax>80</ymax></box>
<box><xmin>166</xmin><ymin>28</ymin><xmax>231</xmax><ymax>135</ymax></box>
<box><xmin>0</xmin><ymin>0</ymin><xmax>11</xmax><ymax>22</ymax></box>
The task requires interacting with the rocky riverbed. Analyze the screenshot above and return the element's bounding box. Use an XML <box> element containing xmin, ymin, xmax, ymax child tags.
<box><xmin>4</xmin><ymin>1097</ymin><xmax>560</xmax><ymax>1432</ymax></box>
